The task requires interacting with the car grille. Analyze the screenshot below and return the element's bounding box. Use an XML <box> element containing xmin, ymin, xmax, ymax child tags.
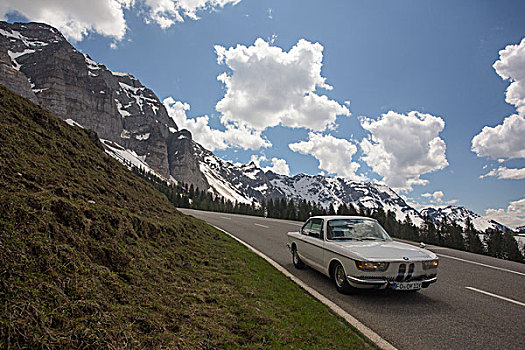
<box><xmin>356</xmin><ymin>262</ymin><xmax>437</xmax><ymax>282</ymax></box>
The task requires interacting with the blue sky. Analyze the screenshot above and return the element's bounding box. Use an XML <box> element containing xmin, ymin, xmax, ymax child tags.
<box><xmin>3</xmin><ymin>0</ymin><xmax>525</xmax><ymax>228</ymax></box>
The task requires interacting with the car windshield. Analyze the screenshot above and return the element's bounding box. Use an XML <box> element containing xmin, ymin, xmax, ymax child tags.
<box><xmin>327</xmin><ymin>219</ymin><xmax>392</xmax><ymax>241</ymax></box>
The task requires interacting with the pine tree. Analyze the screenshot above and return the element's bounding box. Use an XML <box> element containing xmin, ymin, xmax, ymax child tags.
<box><xmin>486</xmin><ymin>228</ymin><xmax>504</xmax><ymax>258</ymax></box>
<box><xmin>501</xmin><ymin>230</ymin><xmax>524</xmax><ymax>262</ymax></box>
<box><xmin>464</xmin><ymin>217</ymin><xmax>484</xmax><ymax>254</ymax></box>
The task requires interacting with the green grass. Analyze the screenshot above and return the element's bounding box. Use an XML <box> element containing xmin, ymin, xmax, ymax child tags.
<box><xmin>0</xmin><ymin>84</ymin><xmax>376</xmax><ymax>349</ymax></box>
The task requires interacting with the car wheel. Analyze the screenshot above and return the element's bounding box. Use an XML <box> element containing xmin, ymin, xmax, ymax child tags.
<box><xmin>334</xmin><ymin>263</ymin><xmax>353</xmax><ymax>294</ymax></box>
<box><xmin>292</xmin><ymin>246</ymin><xmax>305</xmax><ymax>269</ymax></box>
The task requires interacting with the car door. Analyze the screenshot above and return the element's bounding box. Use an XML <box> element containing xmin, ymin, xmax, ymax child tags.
<box><xmin>300</xmin><ymin>218</ymin><xmax>325</xmax><ymax>270</ymax></box>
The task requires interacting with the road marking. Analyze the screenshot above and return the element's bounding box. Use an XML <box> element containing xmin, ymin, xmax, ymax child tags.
<box><xmin>437</xmin><ymin>254</ymin><xmax>525</xmax><ymax>277</ymax></box>
<box><xmin>220</xmin><ymin>216</ymin><xmax>232</xmax><ymax>220</ymax></box>
<box><xmin>254</xmin><ymin>223</ymin><xmax>270</xmax><ymax>228</ymax></box>
<box><xmin>287</xmin><ymin>223</ymin><xmax>303</xmax><ymax>227</ymax></box>
<box><xmin>465</xmin><ymin>287</ymin><xmax>525</xmax><ymax>307</ymax></box>
<box><xmin>211</xmin><ymin>224</ymin><xmax>397</xmax><ymax>350</ymax></box>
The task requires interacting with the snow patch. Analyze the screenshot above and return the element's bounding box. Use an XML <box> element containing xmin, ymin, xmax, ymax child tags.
<box><xmin>65</xmin><ymin>119</ymin><xmax>84</xmax><ymax>128</ymax></box>
<box><xmin>115</xmin><ymin>99</ymin><xmax>131</xmax><ymax>118</ymax></box>
<box><xmin>120</xmin><ymin>129</ymin><xmax>131</xmax><ymax>139</ymax></box>
<box><xmin>84</xmin><ymin>54</ymin><xmax>101</xmax><ymax>70</ymax></box>
<box><xmin>102</xmin><ymin>139</ymin><xmax>152</xmax><ymax>173</ymax></box>
<box><xmin>135</xmin><ymin>133</ymin><xmax>150</xmax><ymax>141</ymax></box>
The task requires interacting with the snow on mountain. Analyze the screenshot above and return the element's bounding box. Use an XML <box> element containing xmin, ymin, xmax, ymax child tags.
<box><xmin>184</xmin><ymin>143</ymin><xmax>424</xmax><ymax>224</ymax></box>
<box><xmin>266</xmin><ymin>172</ymin><xmax>423</xmax><ymax>225</ymax></box>
<box><xmin>420</xmin><ymin>206</ymin><xmax>510</xmax><ymax>233</ymax></box>
<box><xmin>192</xmin><ymin>142</ymin><xmax>284</xmax><ymax>205</ymax></box>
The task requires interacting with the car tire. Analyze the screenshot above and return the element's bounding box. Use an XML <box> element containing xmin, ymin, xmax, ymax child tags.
<box><xmin>333</xmin><ymin>263</ymin><xmax>353</xmax><ymax>294</ymax></box>
<box><xmin>292</xmin><ymin>246</ymin><xmax>305</xmax><ymax>269</ymax></box>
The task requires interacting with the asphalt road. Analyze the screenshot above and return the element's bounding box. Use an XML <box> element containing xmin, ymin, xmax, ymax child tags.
<box><xmin>179</xmin><ymin>208</ymin><xmax>525</xmax><ymax>350</ymax></box>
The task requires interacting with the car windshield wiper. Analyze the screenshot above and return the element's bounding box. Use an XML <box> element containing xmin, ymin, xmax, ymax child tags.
<box><xmin>331</xmin><ymin>236</ymin><xmax>362</xmax><ymax>241</ymax></box>
<box><xmin>360</xmin><ymin>237</ymin><xmax>385</xmax><ymax>241</ymax></box>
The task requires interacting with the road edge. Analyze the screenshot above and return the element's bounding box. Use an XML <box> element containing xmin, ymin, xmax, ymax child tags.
<box><xmin>212</xmin><ymin>224</ymin><xmax>397</xmax><ymax>350</ymax></box>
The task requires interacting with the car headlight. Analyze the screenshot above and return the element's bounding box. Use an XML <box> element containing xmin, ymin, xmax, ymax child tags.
<box><xmin>355</xmin><ymin>261</ymin><xmax>389</xmax><ymax>272</ymax></box>
<box><xmin>422</xmin><ymin>259</ymin><xmax>439</xmax><ymax>270</ymax></box>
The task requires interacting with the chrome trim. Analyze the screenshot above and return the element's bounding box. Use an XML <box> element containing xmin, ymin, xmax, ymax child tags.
<box><xmin>346</xmin><ymin>275</ymin><xmax>388</xmax><ymax>286</ymax></box>
<box><xmin>422</xmin><ymin>276</ymin><xmax>437</xmax><ymax>284</ymax></box>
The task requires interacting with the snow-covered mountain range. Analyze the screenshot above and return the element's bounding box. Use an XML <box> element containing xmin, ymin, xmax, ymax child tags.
<box><xmin>0</xmin><ymin>21</ymin><xmax>513</xmax><ymax>233</ymax></box>
<box><xmin>420</xmin><ymin>206</ymin><xmax>509</xmax><ymax>233</ymax></box>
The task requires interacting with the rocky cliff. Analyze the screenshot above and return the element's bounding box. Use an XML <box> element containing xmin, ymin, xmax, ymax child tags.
<box><xmin>0</xmin><ymin>21</ymin><xmax>194</xmax><ymax>183</ymax></box>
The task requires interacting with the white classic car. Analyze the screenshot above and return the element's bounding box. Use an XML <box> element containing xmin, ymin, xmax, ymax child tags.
<box><xmin>287</xmin><ymin>216</ymin><xmax>438</xmax><ymax>293</ymax></box>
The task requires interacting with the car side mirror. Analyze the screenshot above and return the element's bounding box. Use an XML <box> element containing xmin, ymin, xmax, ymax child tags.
<box><xmin>419</xmin><ymin>242</ymin><xmax>426</xmax><ymax>249</ymax></box>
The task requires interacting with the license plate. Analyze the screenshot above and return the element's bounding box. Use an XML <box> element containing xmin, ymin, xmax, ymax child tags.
<box><xmin>392</xmin><ymin>281</ymin><xmax>422</xmax><ymax>290</ymax></box>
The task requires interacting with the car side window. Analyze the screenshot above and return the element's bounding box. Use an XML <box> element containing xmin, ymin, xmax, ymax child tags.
<box><xmin>301</xmin><ymin>220</ymin><xmax>312</xmax><ymax>235</ymax></box>
<box><xmin>309</xmin><ymin>219</ymin><xmax>324</xmax><ymax>239</ymax></box>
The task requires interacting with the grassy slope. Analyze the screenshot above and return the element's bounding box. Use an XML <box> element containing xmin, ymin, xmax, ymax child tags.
<box><xmin>0</xmin><ymin>85</ymin><xmax>375</xmax><ymax>349</ymax></box>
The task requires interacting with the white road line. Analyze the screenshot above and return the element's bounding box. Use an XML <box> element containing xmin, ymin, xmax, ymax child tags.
<box><xmin>211</xmin><ymin>224</ymin><xmax>397</xmax><ymax>350</ymax></box>
<box><xmin>465</xmin><ymin>287</ymin><xmax>525</xmax><ymax>307</ymax></box>
<box><xmin>254</xmin><ymin>223</ymin><xmax>270</xmax><ymax>228</ymax></box>
<box><xmin>437</xmin><ymin>254</ymin><xmax>525</xmax><ymax>277</ymax></box>
<box><xmin>220</xmin><ymin>216</ymin><xmax>232</xmax><ymax>220</ymax></box>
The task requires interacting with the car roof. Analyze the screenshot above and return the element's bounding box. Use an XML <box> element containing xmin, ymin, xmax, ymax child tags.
<box><xmin>309</xmin><ymin>215</ymin><xmax>377</xmax><ymax>221</ymax></box>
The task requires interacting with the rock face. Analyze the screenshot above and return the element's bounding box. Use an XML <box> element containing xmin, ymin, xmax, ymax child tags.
<box><xmin>0</xmin><ymin>21</ymin><xmax>179</xmax><ymax>179</ymax></box>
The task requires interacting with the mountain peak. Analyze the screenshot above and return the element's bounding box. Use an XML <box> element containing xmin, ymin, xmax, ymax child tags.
<box><xmin>420</xmin><ymin>206</ymin><xmax>509</xmax><ymax>232</ymax></box>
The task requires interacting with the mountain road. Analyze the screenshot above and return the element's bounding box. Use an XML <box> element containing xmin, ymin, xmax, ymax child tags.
<box><xmin>179</xmin><ymin>208</ymin><xmax>525</xmax><ymax>350</ymax></box>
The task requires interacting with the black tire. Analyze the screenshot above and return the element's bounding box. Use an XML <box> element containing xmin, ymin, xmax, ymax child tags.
<box><xmin>292</xmin><ymin>246</ymin><xmax>305</xmax><ymax>269</ymax></box>
<box><xmin>333</xmin><ymin>263</ymin><xmax>353</xmax><ymax>294</ymax></box>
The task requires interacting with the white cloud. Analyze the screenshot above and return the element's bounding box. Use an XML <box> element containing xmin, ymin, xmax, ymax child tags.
<box><xmin>420</xmin><ymin>191</ymin><xmax>457</xmax><ymax>208</ymax></box>
<box><xmin>422</xmin><ymin>191</ymin><xmax>444</xmax><ymax>201</ymax></box>
<box><xmin>493</xmin><ymin>37</ymin><xmax>525</xmax><ymax>114</ymax></box>
<box><xmin>143</xmin><ymin>0</ymin><xmax>240</xmax><ymax>28</ymax></box>
<box><xmin>250</xmin><ymin>154</ymin><xmax>266</xmax><ymax>167</ymax></box>
<box><xmin>472</xmin><ymin>114</ymin><xmax>525</xmax><ymax>160</ymax></box>
<box><xmin>0</xmin><ymin>0</ymin><xmax>240</xmax><ymax>42</ymax></box>
<box><xmin>163</xmin><ymin>97</ymin><xmax>270</xmax><ymax>150</ymax></box>
<box><xmin>0</xmin><ymin>0</ymin><xmax>131</xmax><ymax>42</ymax></box>
<box><xmin>215</xmin><ymin>38</ymin><xmax>350</xmax><ymax>131</ymax></box>
<box><xmin>472</xmin><ymin>37</ymin><xmax>525</xmax><ymax>175</ymax></box>
<box><xmin>360</xmin><ymin>111</ymin><xmax>448</xmax><ymax>192</ymax></box>
<box><xmin>289</xmin><ymin>132</ymin><xmax>364</xmax><ymax>181</ymax></box>
<box><xmin>250</xmin><ymin>155</ymin><xmax>290</xmax><ymax>176</ymax></box>
<box><xmin>480</xmin><ymin>166</ymin><xmax>525</xmax><ymax>180</ymax></box>
<box><xmin>485</xmin><ymin>198</ymin><xmax>525</xmax><ymax>230</ymax></box>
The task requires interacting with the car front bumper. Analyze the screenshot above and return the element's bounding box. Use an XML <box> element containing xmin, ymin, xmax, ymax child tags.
<box><xmin>346</xmin><ymin>275</ymin><xmax>438</xmax><ymax>289</ymax></box>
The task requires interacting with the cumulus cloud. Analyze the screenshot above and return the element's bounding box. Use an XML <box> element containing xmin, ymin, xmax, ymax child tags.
<box><xmin>360</xmin><ymin>111</ymin><xmax>448</xmax><ymax>192</ymax></box>
<box><xmin>485</xmin><ymin>198</ymin><xmax>525</xmax><ymax>230</ymax></box>
<box><xmin>215</xmin><ymin>38</ymin><xmax>350</xmax><ymax>131</ymax></box>
<box><xmin>471</xmin><ymin>114</ymin><xmax>525</xmax><ymax>159</ymax></box>
<box><xmin>480</xmin><ymin>166</ymin><xmax>525</xmax><ymax>180</ymax></box>
<box><xmin>251</xmin><ymin>155</ymin><xmax>290</xmax><ymax>176</ymax></box>
<box><xmin>0</xmin><ymin>0</ymin><xmax>131</xmax><ymax>41</ymax></box>
<box><xmin>422</xmin><ymin>191</ymin><xmax>444</xmax><ymax>201</ymax></box>
<box><xmin>163</xmin><ymin>97</ymin><xmax>270</xmax><ymax>151</ymax></box>
<box><xmin>0</xmin><ymin>0</ymin><xmax>240</xmax><ymax>41</ymax></box>
<box><xmin>472</xmin><ymin>37</ymin><xmax>525</xmax><ymax>173</ymax></box>
<box><xmin>420</xmin><ymin>191</ymin><xmax>457</xmax><ymax>207</ymax></box>
<box><xmin>289</xmin><ymin>133</ymin><xmax>364</xmax><ymax>181</ymax></box>
<box><xmin>493</xmin><ymin>37</ymin><xmax>525</xmax><ymax>114</ymax></box>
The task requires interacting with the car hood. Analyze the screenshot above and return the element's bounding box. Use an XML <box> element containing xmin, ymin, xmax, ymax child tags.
<box><xmin>332</xmin><ymin>240</ymin><xmax>437</xmax><ymax>261</ymax></box>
